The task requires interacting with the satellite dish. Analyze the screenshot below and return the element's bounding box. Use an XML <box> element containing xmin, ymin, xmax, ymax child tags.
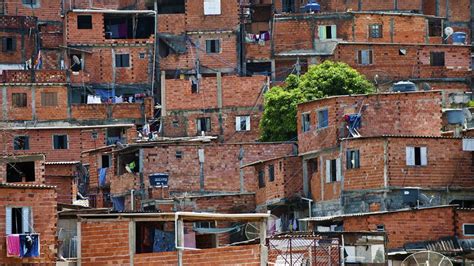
<box><xmin>444</xmin><ymin>27</ymin><xmax>454</xmax><ymax>37</ymax></box>
<box><xmin>402</xmin><ymin>251</ymin><xmax>453</xmax><ymax>266</ymax></box>
<box><xmin>72</xmin><ymin>55</ymin><xmax>81</xmax><ymax>65</ymax></box>
<box><xmin>422</xmin><ymin>82</ymin><xmax>431</xmax><ymax>91</ymax></box>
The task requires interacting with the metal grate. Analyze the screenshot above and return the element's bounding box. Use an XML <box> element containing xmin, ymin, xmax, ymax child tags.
<box><xmin>267</xmin><ymin>235</ymin><xmax>340</xmax><ymax>266</ymax></box>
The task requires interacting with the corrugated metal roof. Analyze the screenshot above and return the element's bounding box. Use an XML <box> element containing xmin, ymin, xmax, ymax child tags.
<box><xmin>0</xmin><ymin>183</ymin><xmax>56</xmax><ymax>189</ymax></box>
<box><xmin>300</xmin><ymin>205</ymin><xmax>456</xmax><ymax>222</ymax></box>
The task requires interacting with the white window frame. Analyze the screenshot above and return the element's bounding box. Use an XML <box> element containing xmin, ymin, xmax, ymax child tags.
<box><xmin>204</xmin><ymin>0</ymin><xmax>221</xmax><ymax>15</ymax></box>
<box><xmin>5</xmin><ymin>206</ymin><xmax>33</xmax><ymax>235</ymax></box>
<box><xmin>325</xmin><ymin>158</ymin><xmax>341</xmax><ymax>183</ymax></box>
<box><xmin>318</xmin><ymin>25</ymin><xmax>337</xmax><ymax>40</ymax></box>
<box><xmin>406</xmin><ymin>146</ymin><xmax>427</xmax><ymax>166</ymax></box>
<box><xmin>236</xmin><ymin>116</ymin><xmax>251</xmax><ymax>132</ymax></box>
<box><xmin>463</xmin><ymin>223</ymin><xmax>474</xmax><ymax>236</ymax></box>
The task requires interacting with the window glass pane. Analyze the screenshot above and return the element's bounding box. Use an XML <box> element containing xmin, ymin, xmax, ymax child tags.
<box><xmin>318</xmin><ymin>109</ymin><xmax>328</xmax><ymax>128</ymax></box>
<box><xmin>54</xmin><ymin>135</ymin><xmax>68</xmax><ymax>149</ymax></box>
<box><xmin>268</xmin><ymin>164</ymin><xmax>275</xmax><ymax>182</ymax></box>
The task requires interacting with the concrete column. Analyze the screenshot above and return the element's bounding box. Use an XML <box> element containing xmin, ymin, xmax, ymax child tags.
<box><xmin>160</xmin><ymin>71</ymin><xmax>166</xmax><ymax>114</ymax></box>
<box><xmin>177</xmin><ymin>218</ymin><xmax>184</xmax><ymax>266</ymax></box>
<box><xmin>259</xmin><ymin>219</ymin><xmax>268</xmax><ymax>266</ymax></box>
<box><xmin>198</xmin><ymin>148</ymin><xmax>205</xmax><ymax>192</ymax></box>
<box><xmin>2</xmin><ymin>86</ymin><xmax>7</xmax><ymax>121</ymax></box>
<box><xmin>128</xmin><ymin>220</ymin><xmax>135</xmax><ymax>265</ymax></box>
<box><xmin>77</xmin><ymin>221</ymin><xmax>82</xmax><ymax>266</ymax></box>
<box><xmin>302</xmin><ymin>159</ymin><xmax>309</xmax><ymax>197</ymax></box>
<box><xmin>217</xmin><ymin>72</ymin><xmax>222</xmax><ymax>109</ymax></box>
<box><xmin>31</xmin><ymin>86</ymin><xmax>36</xmax><ymax>121</ymax></box>
<box><xmin>390</xmin><ymin>18</ymin><xmax>395</xmax><ymax>43</ymax></box>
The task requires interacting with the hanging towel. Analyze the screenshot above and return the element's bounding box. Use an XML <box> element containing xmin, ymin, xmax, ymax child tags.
<box><xmin>7</xmin><ymin>234</ymin><xmax>21</xmax><ymax>257</ymax></box>
<box><xmin>111</xmin><ymin>196</ymin><xmax>125</xmax><ymax>212</ymax></box>
<box><xmin>153</xmin><ymin>229</ymin><xmax>175</xmax><ymax>252</ymax></box>
<box><xmin>99</xmin><ymin>168</ymin><xmax>107</xmax><ymax>187</ymax></box>
<box><xmin>19</xmin><ymin>234</ymin><xmax>39</xmax><ymax>258</ymax></box>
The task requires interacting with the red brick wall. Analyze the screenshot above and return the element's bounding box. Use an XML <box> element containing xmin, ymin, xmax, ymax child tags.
<box><xmin>80</xmin><ymin>220</ymin><xmax>131</xmax><ymax>265</ymax></box>
<box><xmin>343</xmin><ymin>207</ymin><xmax>456</xmax><ymax>249</ymax></box>
<box><xmin>66</xmin><ymin>13</ymin><xmax>105</xmax><ymax>44</ymax></box>
<box><xmin>158</xmin><ymin>14</ymin><xmax>186</xmax><ymax>34</ymax></box>
<box><xmin>321</xmin><ymin>0</ymin><xmax>423</xmax><ymax>12</ymax></box>
<box><xmin>185</xmin><ymin>0</ymin><xmax>239</xmax><ymax>31</ymax></box>
<box><xmin>255</xmin><ymin>157</ymin><xmax>303</xmax><ymax>206</ymax></box>
<box><xmin>0</xmin><ymin>187</ymin><xmax>57</xmax><ymax>264</ymax></box>
<box><xmin>44</xmin><ymin>164</ymin><xmax>77</xmax><ymax>204</ymax></box>
<box><xmin>134</xmin><ymin>244</ymin><xmax>261</xmax><ymax>266</ymax></box>
<box><xmin>297</xmin><ymin>91</ymin><xmax>443</xmax><ymax>154</ymax></box>
<box><xmin>455</xmin><ymin>209</ymin><xmax>474</xmax><ymax>239</ymax></box>
<box><xmin>4</xmin><ymin>2</ymin><xmax>62</xmax><ymax>21</ymax></box>
<box><xmin>310</xmin><ymin>149</ymin><xmax>342</xmax><ymax>201</ymax></box>
<box><xmin>386</xmin><ymin>137</ymin><xmax>474</xmax><ymax>188</ymax></box>
<box><xmin>176</xmin><ymin>194</ymin><xmax>256</xmax><ymax>213</ymax></box>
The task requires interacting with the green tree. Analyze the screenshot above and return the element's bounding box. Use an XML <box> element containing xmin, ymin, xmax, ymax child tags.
<box><xmin>260</xmin><ymin>61</ymin><xmax>375</xmax><ymax>142</ymax></box>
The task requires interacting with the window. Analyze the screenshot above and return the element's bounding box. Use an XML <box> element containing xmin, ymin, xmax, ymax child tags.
<box><xmin>12</xmin><ymin>93</ymin><xmax>27</xmax><ymax>108</ymax></box>
<box><xmin>7</xmin><ymin>161</ymin><xmax>35</xmax><ymax>182</ymax></box>
<box><xmin>41</xmin><ymin>92</ymin><xmax>58</xmax><ymax>107</ymax></box>
<box><xmin>268</xmin><ymin>164</ymin><xmax>275</xmax><ymax>182</ymax></box>
<box><xmin>191</xmin><ymin>76</ymin><xmax>199</xmax><ymax>93</ymax></box>
<box><xmin>376</xmin><ymin>224</ymin><xmax>385</xmax><ymax>232</ymax></box>
<box><xmin>175</xmin><ymin>151</ymin><xmax>183</xmax><ymax>159</ymax></box>
<box><xmin>406</xmin><ymin>146</ymin><xmax>427</xmax><ymax>166</ymax></box>
<box><xmin>53</xmin><ymin>135</ymin><xmax>68</xmax><ymax>150</ymax></box>
<box><xmin>325</xmin><ymin>158</ymin><xmax>341</xmax><ymax>183</ymax></box>
<box><xmin>258</xmin><ymin>169</ymin><xmax>265</xmax><ymax>188</ymax></box>
<box><xmin>6</xmin><ymin>207</ymin><xmax>32</xmax><ymax>235</ymax></box>
<box><xmin>357</xmin><ymin>50</ymin><xmax>373</xmax><ymax>65</ymax></box>
<box><xmin>139</xmin><ymin>53</ymin><xmax>146</xmax><ymax>59</ymax></box>
<box><xmin>206</xmin><ymin>40</ymin><xmax>220</xmax><ymax>54</ymax></box>
<box><xmin>77</xmin><ymin>15</ymin><xmax>92</xmax><ymax>29</ymax></box>
<box><xmin>463</xmin><ymin>224</ymin><xmax>474</xmax><ymax>236</ymax></box>
<box><xmin>101</xmin><ymin>154</ymin><xmax>111</xmax><ymax>168</ymax></box>
<box><xmin>282</xmin><ymin>0</ymin><xmax>295</xmax><ymax>12</ymax></box>
<box><xmin>369</xmin><ymin>24</ymin><xmax>382</xmax><ymax>38</ymax></box>
<box><xmin>115</xmin><ymin>54</ymin><xmax>130</xmax><ymax>68</ymax></box>
<box><xmin>2</xmin><ymin>37</ymin><xmax>16</xmax><ymax>52</ymax></box>
<box><xmin>14</xmin><ymin>136</ymin><xmax>29</xmax><ymax>150</ymax></box>
<box><xmin>196</xmin><ymin>117</ymin><xmax>211</xmax><ymax>134</ymax></box>
<box><xmin>428</xmin><ymin>19</ymin><xmax>442</xmax><ymax>37</ymax></box>
<box><xmin>318</xmin><ymin>109</ymin><xmax>328</xmax><ymax>129</ymax></box>
<box><xmin>204</xmin><ymin>0</ymin><xmax>221</xmax><ymax>15</ymax></box>
<box><xmin>346</xmin><ymin>150</ymin><xmax>360</xmax><ymax>169</ymax></box>
<box><xmin>236</xmin><ymin>116</ymin><xmax>251</xmax><ymax>131</ymax></box>
<box><xmin>302</xmin><ymin>113</ymin><xmax>311</xmax><ymax>132</ymax></box>
<box><xmin>22</xmin><ymin>0</ymin><xmax>37</xmax><ymax>5</ymax></box>
<box><xmin>430</xmin><ymin>52</ymin><xmax>445</xmax><ymax>66</ymax></box>
<box><xmin>318</xmin><ymin>25</ymin><xmax>337</xmax><ymax>40</ymax></box>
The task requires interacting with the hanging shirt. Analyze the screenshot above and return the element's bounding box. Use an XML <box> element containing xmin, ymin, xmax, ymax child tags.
<box><xmin>7</xmin><ymin>234</ymin><xmax>21</xmax><ymax>257</ymax></box>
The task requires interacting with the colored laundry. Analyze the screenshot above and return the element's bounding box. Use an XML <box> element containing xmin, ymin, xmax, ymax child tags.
<box><xmin>19</xmin><ymin>234</ymin><xmax>40</xmax><ymax>258</ymax></box>
<box><xmin>99</xmin><ymin>168</ymin><xmax>107</xmax><ymax>187</ymax></box>
<box><xmin>6</xmin><ymin>234</ymin><xmax>21</xmax><ymax>257</ymax></box>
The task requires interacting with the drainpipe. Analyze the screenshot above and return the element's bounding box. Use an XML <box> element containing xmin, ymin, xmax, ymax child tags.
<box><xmin>130</xmin><ymin>189</ymin><xmax>135</xmax><ymax>211</ymax></box>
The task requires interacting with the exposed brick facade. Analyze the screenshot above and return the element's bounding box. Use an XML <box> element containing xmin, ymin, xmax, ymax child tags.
<box><xmin>342</xmin><ymin>206</ymin><xmax>457</xmax><ymax>249</ymax></box>
<box><xmin>297</xmin><ymin>91</ymin><xmax>443</xmax><ymax>154</ymax></box>
<box><xmin>44</xmin><ymin>163</ymin><xmax>78</xmax><ymax>204</ymax></box>
<box><xmin>0</xmin><ymin>185</ymin><xmax>57</xmax><ymax>264</ymax></box>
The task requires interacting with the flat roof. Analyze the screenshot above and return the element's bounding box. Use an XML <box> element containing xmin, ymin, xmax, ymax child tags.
<box><xmin>71</xmin><ymin>9</ymin><xmax>155</xmax><ymax>14</ymax></box>
<box><xmin>78</xmin><ymin>211</ymin><xmax>270</xmax><ymax>222</ymax></box>
<box><xmin>300</xmin><ymin>205</ymin><xmax>455</xmax><ymax>222</ymax></box>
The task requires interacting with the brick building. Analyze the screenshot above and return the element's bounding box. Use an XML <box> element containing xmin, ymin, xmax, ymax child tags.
<box><xmin>0</xmin><ymin>183</ymin><xmax>57</xmax><ymax>264</ymax></box>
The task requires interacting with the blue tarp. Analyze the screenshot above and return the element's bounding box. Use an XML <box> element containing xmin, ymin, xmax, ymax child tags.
<box><xmin>111</xmin><ymin>196</ymin><xmax>125</xmax><ymax>212</ymax></box>
<box><xmin>99</xmin><ymin>168</ymin><xmax>107</xmax><ymax>187</ymax></box>
<box><xmin>19</xmin><ymin>234</ymin><xmax>39</xmax><ymax>258</ymax></box>
<box><xmin>153</xmin><ymin>229</ymin><xmax>175</xmax><ymax>252</ymax></box>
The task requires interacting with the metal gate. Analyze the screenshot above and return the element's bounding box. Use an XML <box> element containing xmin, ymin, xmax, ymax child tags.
<box><xmin>267</xmin><ymin>234</ymin><xmax>341</xmax><ymax>266</ymax></box>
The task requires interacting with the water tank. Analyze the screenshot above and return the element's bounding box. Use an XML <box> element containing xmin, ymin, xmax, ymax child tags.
<box><xmin>304</xmin><ymin>1</ymin><xmax>320</xmax><ymax>12</ymax></box>
<box><xmin>452</xmin><ymin>32</ymin><xmax>467</xmax><ymax>45</ymax></box>
<box><xmin>445</xmin><ymin>109</ymin><xmax>465</xmax><ymax>125</ymax></box>
<box><xmin>392</xmin><ymin>81</ymin><xmax>417</xmax><ymax>92</ymax></box>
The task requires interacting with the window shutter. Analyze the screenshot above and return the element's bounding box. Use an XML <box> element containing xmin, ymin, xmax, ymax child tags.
<box><xmin>22</xmin><ymin>207</ymin><xmax>30</xmax><ymax>233</ymax></box>
<box><xmin>196</xmin><ymin>119</ymin><xmax>201</xmax><ymax>132</ymax></box>
<box><xmin>318</xmin><ymin>26</ymin><xmax>326</xmax><ymax>40</ymax></box>
<box><xmin>336</xmin><ymin>158</ymin><xmax>342</xmax><ymax>181</ymax></box>
<box><xmin>2</xmin><ymin>37</ymin><xmax>7</xmax><ymax>52</ymax></box>
<box><xmin>406</xmin><ymin>147</ymin><xmax>415</xmax><ymax>166</ymax></box>
<box><xmin>235</xmin><ymin>117</ymin><xmax>241</xmax><ymax>131</ymax></box>
<box><xmin>325</xmin><ymin>160</ymin><xmax>331</xmax><ymax>183</ymax></box>
<box><xmin>420</xmin><ymin>147</ymin><xmax>427</xmax><ymax>166</ymax></box>
<box><xmin>6</xmin><ymin>207</ymin><xmax>12</xmax><ymax>235</ymax></box>
<box><xmin>245</xmin><ymin>116</ymin><xmax>251</xmax><ymax>131</ymax></box>
<box><xmin>331</xmin><ymin>25</ymin><xmax>337</xmax><ymax>39</ymax></box>
<box><xmin>346</xmin><ymin>150</ymin><xmax>351</xmax><ymax>169</ymax></box>
<box><xmin>355</xmin><ymin>150</ymin><xmax>360</xmax><ymax>168</ymax></box>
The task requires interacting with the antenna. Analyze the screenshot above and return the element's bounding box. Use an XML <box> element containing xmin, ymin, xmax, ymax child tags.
<box><xmin>402</xmin><ymin>251</ymin><xmax>453</xmax><ymax>266</ymax></box>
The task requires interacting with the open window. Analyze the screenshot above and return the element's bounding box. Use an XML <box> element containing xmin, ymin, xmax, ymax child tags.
<box><xmin>6</xmin><ymin>161</ymin><xmax>35</xmax><ymax>182</ymax></box>
<box><xmin>104</xmin><ymin>14</ymin><xmax>154</xmax><ymax>39</ymax></box>
<box><xmin>135</xmin><ymin>222</ymin><xmax>175</xmax><ymax>254</ymax></box>
<box><xmin>77</xmin><ymin>15</ymin><xmax>92</xmax><ymax>29</ymax></box>
<box><xmin>106</xmin><ymin>127</ymin><xmax>125</xmax><ymax>145</ymax></box>
<box><xmin>2</xmin><ymin>37</ymin><xmax>16</xmax><ymax>52</ymax></box>
<box><xmin>236</xmin><ymin>116</ymin><xmax>251</xmax><ymax>132</ymax></box>
<box><xmin>318</xmin><ymin>25</ymin><xmax>337</xmax><ymax>40</ymax></box>
<box><xmin>196</xmin><ymin>117</ymin><xmax>211</xmax><ymax>134</ymax></box>
<box><xmin>53</xmin><ymin>135</ymin><xmax>68</xmax><ymax>150</ymax></box>
<box><xmin>14</xmin><ymin>136</ymin><xmax>29</xmax><ymax>150</ymax></box>
<box><xmin>101</xmin><ymin>154</ymin><xmax>111</xmax><ymax>168</ymax></box>
<box><xmin>406</xmin><ymin>146</ymin><xmax>427</xmax><ymax>166</ymax></box>
<box><xmin>6</xmin><ymin>207</ymin><xmax>32</xmax><ymax>234</ymax></box>
<box><xmin>118</xmin><ymin>151</ymin><xmax>139</xmax><ymax>175</ymax></box>
<box><xmin>153</xmin><ymin>0</ymin><xmax>185</xmax><ymax>14</ymax></box>
<box><xmin>205</xmin><ymin>40</ymin><xmax>220</xmax><ymax>54</ymax></box>
<box><xmin>325</xmin><ymin>158</ymin><xmax>341</xmax><ymax>183</ymax></box>
<box><xmin>346</xmin><ymin>150</ymin><xmax>360</xmax><ymax>169</ymax></box>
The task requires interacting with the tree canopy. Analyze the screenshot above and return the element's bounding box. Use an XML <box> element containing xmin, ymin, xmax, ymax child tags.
<box><xmin>259</xmin><ymin>61</ymin><xmax>375</xmax><ymax>142</ymax></box>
